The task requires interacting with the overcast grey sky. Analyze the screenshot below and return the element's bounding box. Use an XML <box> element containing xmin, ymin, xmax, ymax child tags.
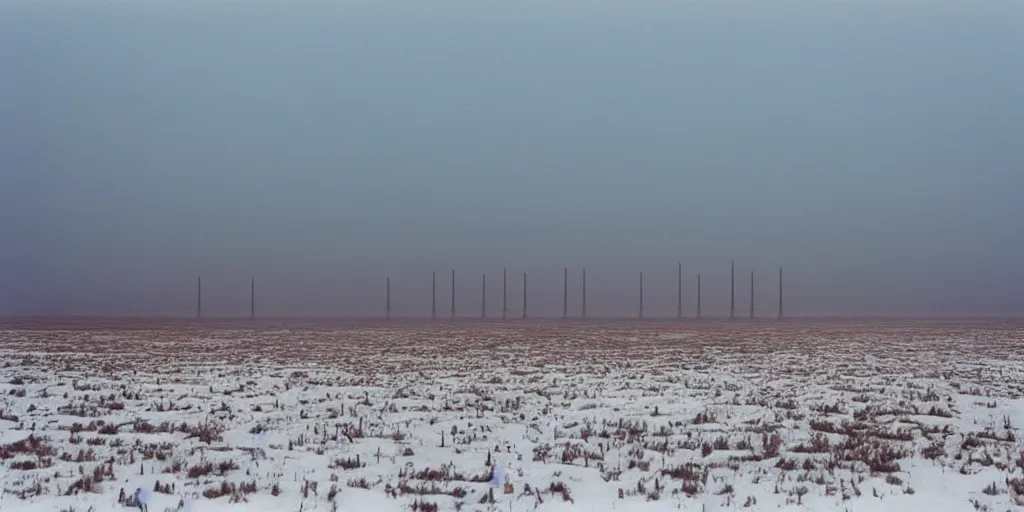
<box><xmin>1</xmin><ymin>0</ymin><xmax>1022</xmax><ymax>318</ymax></box>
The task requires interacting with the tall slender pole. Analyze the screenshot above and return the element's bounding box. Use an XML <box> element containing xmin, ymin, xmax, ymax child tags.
<box><xmin>250</xmin><ymin>277</ymin><xmax>254</xmax><ymax>320</ymax></box>
<box><xmin>639</xmin><ymin>271</ymin><xmax>644</xmax><ymax>320</ymax></box>
<box><xmin>502</xmin><ymin>268</ymin><xmax>507</xmax><ymax>319</ymax></box>
<box><xmin>432</xmin><ymin>271</ymin><xmax>436</xmax><ymax>320</ymax></box>
<box><xmin>677</xmin><ymin>262</ymin><xmax>682</xmax><ymax>319</ymax></box>
<box><xmin>563</xmin><ymin>268</ymin><xmax>568</xmax><ymax>319</ymax></box>
<box><xmin>730</xmin><ymin>261</ymin><xmax>735</xmax><ymax>320</ymax></box>
<box><xmin>522</xmin><ymin>272</ymin><xmax>527</xmax><ymax>319</ymax></box>
<box><xmin>778</xmin><ymin>266</ymin><xmax>783</xmax><ymax>319</ymax></box>
<box><xmin>697</xmin><ymin>274</ymin><xmax>702</xmax><ymax>319</ymax></box>
<box><xmin>451</xmin><ymin>269</ymin><xmax>455</xmax><ymax>320</ymax></box>
<box><xmin>386</xmin><ymin>277</ymin><xmax>391</xmax><ymax>320</ymax></box>
<box><xmin>750</xmin><ymin>270</ymin><xmax>754</xmax><ymax>319</ymax></box>
<box><xmin>582</xmin><ymin>268</ymin><xmax>587</xmax><ymax>319</ymax></box>
<box><xmin>482</xmin><ymin>273</ymin><xmax>486</xmax><ymax>319</ymax></box>
<box><xmin>197</xmin><ymin>277</ymin><xmax>201</xmax><ymax>319</ymax></box>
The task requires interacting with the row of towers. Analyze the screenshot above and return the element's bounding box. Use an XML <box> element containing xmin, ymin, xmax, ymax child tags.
<box><xmin>196</xmin><ymin>264</ymin><xmax>783</xmax><ymax>320</ymax></box>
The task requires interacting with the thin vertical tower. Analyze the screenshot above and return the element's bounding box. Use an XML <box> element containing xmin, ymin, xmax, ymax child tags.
<box><xmin>432</xmin><ymin>271</ymin><xmax>436</xmax><ymax>320</ymax></box>
<box><xmin>563</xmin><ymin>268</ymin><xmax>568</xmax><ymax>319</ymax></box>
<box><xmin>197</xmin><ymin>277</ymin><xmax>201</xmax><ymax>319</ymax></box>
<box><xmin>582</xmin><ymin>268</ymin><xmax>587</xmax><ymax>319</ymax></box>
<box><xmin>522</xmin><ymin>272</ymin><xmax>527</xmax><ymax>319</ymax></box>
<box><xmin>677</xmin><ymin>262</ymin><xmax>682</xmax><ymax>319</ymax></box>
<box><xmin>750</xmin><ymin>270</ymin><xmax>754</xmax><ymax>319</ymax></box>
<box><xmin>250</xmin><ymin>277</ymin><xmax>255</xmax><ymax>320</ymax></box>
<box><xmin>730</xmin><ymin>261</ymin><xmax>735</xmax><ymax>320</ymax></box>
<box><xmin>451</xmin><ymin>269</ymin><xmax>455</xmax><ymax>320</ymax></box>
<box><xmin>502</xmin><ymin>268</ymin><xmax>507</xmax><ymax>319</ymax></box>
<box><xmin>639</xmin><ymin>271</ymin><xmax>644</xmax><ymax>320</ymax></box>
<box><xmin>481</xmin><ymin>273</ymin><xmax>486</xmax><ymax>319</ymax></box>
<box><xmin>697</xmin><ymin>274</ymin><xmax>702</xmax><ymax>319</ymax></box>
<box><xmin>778</xmin><ymin>266</ymin><xmax>783</xmax><ymax>319</ymax></box>
<box><xmin>386</xmin><ymin>277</ymin><xmax>391</xmax><ymax>320</ymax></box>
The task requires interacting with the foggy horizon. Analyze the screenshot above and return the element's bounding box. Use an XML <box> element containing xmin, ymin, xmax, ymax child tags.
<box><xmin>2</xmin><ymin>0</ymin><xmax>1022</xmax><ymax>318</ymax></box>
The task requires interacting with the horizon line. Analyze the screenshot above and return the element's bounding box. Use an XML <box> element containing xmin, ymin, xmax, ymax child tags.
<box><xmin>2</xmin><ymin>313</ymin><xmax>1022</xmax><ymax>323</ymax></box>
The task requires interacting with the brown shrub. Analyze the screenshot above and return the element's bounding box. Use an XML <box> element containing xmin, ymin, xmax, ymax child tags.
<box><xmin>187</xmin><ymin>461</ymin><xmax>214</xmax><ymax>479</ymax></box>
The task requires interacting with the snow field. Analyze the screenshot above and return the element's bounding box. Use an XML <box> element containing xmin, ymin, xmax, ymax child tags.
<box><xmin>0</xmin><ymin>320</ymin><xmax>1023</xmax><ymax>511</ymax></box>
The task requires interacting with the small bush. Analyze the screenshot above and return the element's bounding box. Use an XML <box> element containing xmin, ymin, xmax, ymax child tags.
<box><xmin>187</xmin><ymin>462</ymin><xmax>214</xmax><ymax>479</ymax></box>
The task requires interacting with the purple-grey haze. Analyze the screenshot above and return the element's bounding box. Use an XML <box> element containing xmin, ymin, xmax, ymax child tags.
<box><xmin>1</xmin><ymin>0</ymin><xmax>1022</xmax><ymax>318</ymax></box>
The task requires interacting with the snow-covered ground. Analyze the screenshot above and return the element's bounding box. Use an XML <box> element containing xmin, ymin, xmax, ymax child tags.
<box><xmin>1</xmin><ymin>319</ymin><xmax>1023</xmax><ymax>512</ymax></box>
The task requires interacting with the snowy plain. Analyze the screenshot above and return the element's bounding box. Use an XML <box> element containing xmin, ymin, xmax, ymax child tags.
<box><xmin>0</xmin><ymin>319</ymin><xmax>1023</xmax><ymax>512</ymax></box>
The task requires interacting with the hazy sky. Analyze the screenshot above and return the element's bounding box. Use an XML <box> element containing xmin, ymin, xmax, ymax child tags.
<box><xmin>1</xmin><ymin>0</ymin><xmax>1022</xmax><ymax>318</ymax></box>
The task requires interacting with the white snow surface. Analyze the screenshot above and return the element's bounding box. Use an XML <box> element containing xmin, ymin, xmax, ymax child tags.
<box><xmin>0</xmin><ymin>319</ymin><xmax>1023</xmax><ymax>512</ymax></box>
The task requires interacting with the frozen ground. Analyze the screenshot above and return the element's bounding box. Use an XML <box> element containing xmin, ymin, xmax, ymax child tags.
<box><xmin>1</xmin><ymin>319</ymin><xmax>1023</xmax><ymax>512</ymax></box>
